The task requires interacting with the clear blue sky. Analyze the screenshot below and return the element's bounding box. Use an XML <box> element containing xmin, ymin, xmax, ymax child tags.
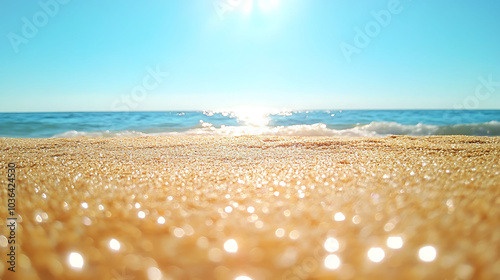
<box><xmin>1</xmin><ymin>0</ymin><xmax>499</xmax><ymax>112</ymax></box>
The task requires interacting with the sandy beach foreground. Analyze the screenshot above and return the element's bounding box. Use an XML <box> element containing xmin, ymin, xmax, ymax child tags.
<box><xmin>1</xmin><ymin>136</ymin><xmax>500</xmax><ymax>280</ymax></box>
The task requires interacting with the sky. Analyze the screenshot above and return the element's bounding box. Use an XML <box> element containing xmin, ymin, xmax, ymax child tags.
<box><xmin>0</xmin><ymin>0</ymin><xmax>499</xmax><ymax>112</ymax></box>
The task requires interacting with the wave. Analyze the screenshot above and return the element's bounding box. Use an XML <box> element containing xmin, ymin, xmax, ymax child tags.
<box><xmin>51</xmin><ymin>121</ymin><xmax>500</xmax><ymax>138</ymax></box>
<box><xmin>52</xmin><ymin>130</ymin><xmax>149</xmax><ymax>138</ymax></box>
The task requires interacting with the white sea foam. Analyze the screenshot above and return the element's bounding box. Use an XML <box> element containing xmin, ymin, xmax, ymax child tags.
<box><xmin>51</xmin><ymin>121</ymin><xmax>500</xmax><ymax>138</ymax></box>
<box><xmin>52</xmin><ymin>130</ymin><xmax>148</xmax><ymax>138</ymax></box>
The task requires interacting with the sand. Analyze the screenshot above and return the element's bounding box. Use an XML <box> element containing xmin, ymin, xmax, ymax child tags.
<box><xmin>1</xmin><ymin>135</ymin><xmax>500</xmax><ymax>280</ymax></box>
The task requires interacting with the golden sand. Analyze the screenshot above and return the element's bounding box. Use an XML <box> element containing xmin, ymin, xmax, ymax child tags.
<box><xmin>1</xmin><ymin>135</ymin><xmax>500</xmax><ymax>280</ymax></box>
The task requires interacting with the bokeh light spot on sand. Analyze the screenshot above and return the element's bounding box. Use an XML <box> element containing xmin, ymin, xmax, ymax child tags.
<box><xmin>387</xmin><ymin>236</ymin><xmax>403</xmax><ymax>249</ymax></box>
<box><xmin>173</xmin><ymin>227</ymin><xmax>185</xmax><ymax>238</ymax></box>
<box><xmin>275</xmin><ymin>228</ymin><xmax>285</xmax><ymax>238</ymax></box>
<box><xmin>0</xmin><ymin>235</ymin><xmax>8</xmax><ymax>247</ymax></box>
<box><xmin>334</xmin><ymin>212</ymin><xmax>346</xmax><ymax>221</ymax></box>
<box><xmin>419</xmin><ymin>246</ymin><xmax>437</xmax><ymax>262</ymax></box>
<box><xmin>324</xmin><ymin>237</ymin><xmax>340</xmax><ymax>252</ymax></box>
<box><xmin>352</xmin><ymin>215</ymin><xmax>361</xmax><ymax>224</ymax></box>
<box><xmin>82</xmin><ymin>217</ymin><xmax>92</xmax><ymax>226</ymax></box>
<box><xmin>157</xmin><ymin>216</ymin><xmax>165</xmax><ymax>224</ymax></box>
<box><xmin>224</xmin><ymin>239</ymin><xmax>238</xmax><ymax>253</ymax></box>
<box><xmin>147</xmin><ymin>267</ymin><xmax>162</xmax><ymax>280</ymax></box>
<box><xmin>289</xmin><ymin>230</ymin><xmax>300</xmax><ymax>240</ymax></box>
<box><xmin>234</xmin><ymin>276</ymin><xmax>253</xmax><ymax>280</ymax></box>
<box><xmin>324</xmin><ymin>254</ymin><xmax>341</xmax><ymax>270</ymax></box>
<box><xmin>367</xmin><ymin>247</ymin><xmax>385</xmax><ymax>262</ymax></box>
<box><xmin>255</xmin><ymin>220</ymin><xmax>264</xmax><ymax>228</ymax></box>
<box><xmin>208</xmin><ymin>248</ymin><xmax>223</xmax><ymax>262</ymax></box>
<box><xmin>68</xmin><ymin>252</ymin><xmax>84</xmax><ymax>269</ymax></box>
<box><xmin>138</xmin><ymin>211</ymin><xmax>146</xmax><ymax>219</ymax></box>
<box><xmin>109</xmin><ymin>239</ymin><xmax>121</xmax><ymax>251</ymax></box>
<box><xmin>197</xmin><ymin>236</ymin><xmax>209</xmax><ymax>249</ymax></box>
<box><xmin>384</xmin><ymin>222</ymin><xmax>395</xmax><ymax>232</ymax></box>
<box><xmin>284</xmin><ymin>209</ymin><xmax>291</xmax><ymax>217</ymax></box>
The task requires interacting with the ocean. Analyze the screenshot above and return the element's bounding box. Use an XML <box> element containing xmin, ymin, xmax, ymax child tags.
<box><xmin>0</xmin><ymin>110</ymin><xmax>499</xmax><ymax>138</ymax></box>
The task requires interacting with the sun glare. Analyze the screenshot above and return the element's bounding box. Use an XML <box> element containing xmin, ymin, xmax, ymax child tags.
<box><xmin>241</xmin><ymin>0</ymin><xmax>254</xmax><ymax>15</ymax></box>
<box><xmin>237</xmin><ymin>0</ymin><xmax>279</xmax><ymax>15</ymax></box>
<box><xmin>232</xmin><ymin>107</ymin><xmax>271</xmax><ymax>127</ymax></box>
<box><xmin>258</xmin><ymin>0</ymin><xmax>280</xmax><ymax>12</ymax></box>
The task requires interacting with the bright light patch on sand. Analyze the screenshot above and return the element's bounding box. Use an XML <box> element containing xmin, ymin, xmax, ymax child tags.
<box><xmin>275</xmin><ymin>228</ymin><xmax>285</xmax><ymax>238</ymax></box>
<box><xmin>109</xmin><ymin>239</ymin><xmax>120</xmax><ymax>251</ymax></box>
<box><xmin>138</xmin><ymin>211</ymin><xmax>146</xmax><ymax>219</ymax></box>
<box><xmin>387</xmin><ymin>236</ymin><xmax>403</xmax><ymax>249</ymax></box>
<box><xmin>157</xmin><ymin>216</ymin><xmax>165</xmax><ymax>224</ymax></box>
<box><xmin>367</xmin><ymin>247</ymin><xmax>385</xmax><ymax>262</ymax></box>
<box><xmin>248</xmin><ymin>214</ymin><xmax>258</xmax><ymax>222</ymax></box>
<box><xmin>324</xmin><ymin>237</ymin><xmax>340</xmax><ymax>252</ymax></box>
<box><xmin>174</xmin><ymin>227</ymin><xmax>185</xmax><ymax>238</ymax></box>
<box><xmin>68</xmin><ymin>252</ymin><xmax>84</xmax><ymax>269</ymax></box>
<box><xmin>82</xmin><ymin>217</ymin><xmax>92</xmax><ymax>226</ymax></box>
<box><xmin>225</xmin><ymin>206</ymin><xmax>233</xmax><ymax>213</ymax></box>
<box><xmin>224</xmin><ymin>239</ymin><xmax>238</xmax><ymax>253</ymax></box>
<box><xmin>135</xmin><ymin>202</ymin><xmax>141</xmax><ymax>209</ymax></box>
<box><xmin>147</xmin><ymin>267</ymin><xmax>162</xmax><ymax>280</ymax></box>
<box><xmin>197</xmin><ymin>236</ymin><xmax>209</xmax><ymax>249</ymax></box>
<box><xmin>419</xmin><ymin>246</ymin><xmax>437</xmax><ymax>262</ymax></box>
<box><xmin>247</xmin><ymin>206</ymin><xmax>255</xmax><ymax>213</ymax></box>
<box><xmin>184</xmin><ymin>224</ymin><xmax>194</xmax><ymax>236</ymax></box>
<box><xmin>81</xmin><ymin>202</ymin><xmax>88</xmax><ymax>209</ymax></box>
<box><xmin>235</xmin><ymin>276</ymin><xmax>253</xmax><ymax>280</ymax></box>
<box><xmin>334</xmin><ymin>212</ymin><xmax>346</xmax><ymax>221</ymax></box>
<box><xmin>255</xmin><ymin>220</ymin><xmax>264</xmax><ymax>228</ymax></box>
<box><xmin>289</xmin><ymin>230</ymin><xmax>300</xmax><ymax>240</ymax></box>
<box><xmin>208</xmin><ymin>248</ymin><xmax>223</xmax><ymax>262</ymax></box>
<box><xmin>0</xmin><ymin>235</ymin><xmax>8</xmax><ymax>247</ymax></box>
<box><xmin>352</xmin><ymin>215</ymin><xmax>361</xmax><ymax>224</ymax></box>
<box><xmin>324</xmin><ymin>254</ymin><xmax>341</xmax><ymax>270</ymax></box>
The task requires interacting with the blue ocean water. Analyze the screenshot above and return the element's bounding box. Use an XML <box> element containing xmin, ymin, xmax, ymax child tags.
<box><xmin>0</xmin><ymin>110</ymin><xmax>499</xmax><ymax>138</ymax></box>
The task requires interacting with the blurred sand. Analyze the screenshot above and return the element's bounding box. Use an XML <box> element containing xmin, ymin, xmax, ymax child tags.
<box><xmin>1</xmin><ymin>135</ymin><xmax>500</xmax><ymax>280</ymax></box>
